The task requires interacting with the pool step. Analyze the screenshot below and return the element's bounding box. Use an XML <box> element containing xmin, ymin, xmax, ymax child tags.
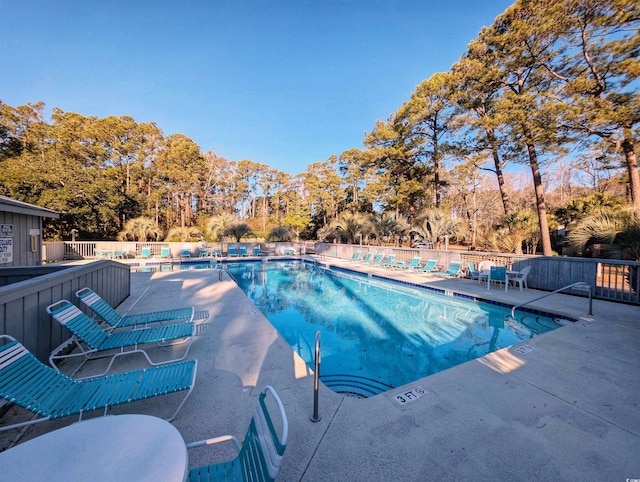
<box><xmin>321</xmin><ymin>374</ymin><xmax>393</xmax><ymax>398</ymax></box>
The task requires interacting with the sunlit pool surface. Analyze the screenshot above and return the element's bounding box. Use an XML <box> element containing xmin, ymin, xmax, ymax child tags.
<box><xmin>225</xmin><ymin>260</ymin><xmax>563</xmax><ymax>397</ymax></box>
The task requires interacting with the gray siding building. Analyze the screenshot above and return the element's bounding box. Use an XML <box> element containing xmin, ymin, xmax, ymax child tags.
<box><xmin>0</xmin><ymin>195</ymin><xmax>59</xmax><ymax>267</ymax></box>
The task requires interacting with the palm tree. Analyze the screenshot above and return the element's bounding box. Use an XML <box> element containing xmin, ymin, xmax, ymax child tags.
<box><xmin>411</xmin><ymin>209</ymin><xmax>463</xmax><ymax>249</ymax></box>
<box><xmin>329</xmin><ymin>212</ymin><xmax>371</xmax><ymax>244</ymax></box>
<box><xmin>224</xmin><ymin>222</ymin><xmax>254</xmax><ymax>242</ymax></box>
<box><xmin>568</xmin><ymin>210</ymin><xmax>640</xmax><ymax>260</ymax></box>
<box><xmin>370</xmin><ymin>212</ymin><xmax>409</xmax><ymax>246</ymax></box>
<box><xmin>267</xmin><ymin>226</ymin><xmax>294</xmax><ymax>242</ymax></box>
<box><xmin>117</xmin><ymin>216</ymin><xmax>162</xmax><ymax>241</ymax></box>
<box><xmin>205</xmin><ymin>213</ymin><xmax>236</xmax><ymax>241</ymax></box>
<box><xmin>568</xmin><ymin>210</ymin><xmax>640</xmax><ymax>294</ymax></box>
<box><xmin>496</xmin><ymin>209</ymin><xmax>540</xmax><ymax>254</ymax></box>
<box><xmin>164</xmin><ymin>226</ymin><xmax>203</xmax><ymax>242</ymax></box>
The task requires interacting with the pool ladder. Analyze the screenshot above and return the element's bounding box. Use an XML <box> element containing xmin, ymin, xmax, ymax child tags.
<box><xmin>310</xmin><ymin>330</ymin><xmax>321</xmax><ymax>422</ymax></box>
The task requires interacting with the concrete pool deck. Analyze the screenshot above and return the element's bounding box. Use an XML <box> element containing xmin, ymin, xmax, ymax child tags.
<box><xmin>2</xmin><ymin>255</ymin><xmax>639</xmax><ymax>481</ymax></box>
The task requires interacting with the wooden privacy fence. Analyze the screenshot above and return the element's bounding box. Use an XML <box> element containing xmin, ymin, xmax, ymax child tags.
<box><xmin>0</xmin><ymin>260</ymin><xmax>130</xmax><ymax>361</ymax></box>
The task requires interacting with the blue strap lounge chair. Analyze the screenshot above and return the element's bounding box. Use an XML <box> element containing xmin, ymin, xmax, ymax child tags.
<box><xmin>418</xmin><ymin>257</ymin><xmax>440</xmax><ymax>274</ymax></box>
<box><xmin>349</xmin><ymin>251</ymin><xmax>363</xmax><ymax>262</ymax></box>
<box><xmin>467</xmin><ymin>261</ymin><xmax>480</xmax><ymax>280</ymax></box>
<box><xmin>137</xmin><ymin>247</ymin><xmax>152</xmax><ymax>258</ymax></box>
<box><xmin>187</xmin><ymin>386</ymin><xmax>288</xmax><ymax>482</ymax></box>
<box><xmin>381</xmin><ymin>254</ymin><xmax>396</xmax><ymax>267</ymax></box>
<box><xmin>253</xmin><ymin>246</ymin><xmax>263</xmax><ymax>256</ymax></box>
<box><xmin>160</xmin><ymin>246</ymin><xmax>172</xmax><ymax>258</ymax></box>
<box><xmin>369</xmin><ymin>253</ymin><xmax>385</xmax><ymax>266</ymax></box>
<box><xmin>181</xmin><ymin>248</ymin><xmax>191</xmax><ymax>258</ymax></box>
<box><xmin>47</xmin><ymin>300</ymin><xmax>195</xmax><ymax>376</ymax></box>
<box><xmin>239</xmin><ymin>246</ymin><xmax>248</xmax><ymax>256</ymax></box>
<box><xmin>0</xmin><ymin>335</ymin><xmax>197</xmax><ymax>432</ymax></box>
<box><xmin>76</xmin><ymin>287</ymin><xmax>195</xmax><ymax>329</ymax></box>
<box><xmin>433</xmin><ymin>259</ymin><xmax>463</xmax><ymax>278</ymax></box>
<box><xmin>358</xmin><ymin>252</ymin><xmax>373</xmax><ymax>264</ymax></box>
<box><xmin>393</xmin><ymin>255</ymin><xmax>422</xmax><ymax>271</ymax></box>
<box><xmin>228</xmin><ymin>246</ymin><xmax>238</xmax><ymax>257</ymax></box>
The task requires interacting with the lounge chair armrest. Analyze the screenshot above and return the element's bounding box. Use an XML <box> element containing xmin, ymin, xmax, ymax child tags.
<box><xmin>186</xmin><ymin>434</ymin><xmax>241</xmax><ymax>452</ymax></box>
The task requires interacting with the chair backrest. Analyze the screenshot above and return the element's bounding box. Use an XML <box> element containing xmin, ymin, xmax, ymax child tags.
<box><xmin>161</xmin><ymin>247</ymin><xmax>171</xmax><ymax>257</ymax></box>
<box><xmin>0</xmin><ymin>335</ymin><xmax>72</xmax><ymax>415</ymax></box>
<box><xmin>520</xmin><ymin>265</ymin><xmax>532</xmax><ymax>279</ymax></box>
<box><xmin>47</xmin><ymin>300</ymin><xmax>109</xmax><ymax>349</ymax></box>
<box><xmin>181</xmin><ymin>248</ymin><xmax>191</xmax><ymax>256</ymax></box>
<box><xmin>489</xmin><ymin>266</ymin><xmax>506</xmax><ymax>281</ymax></box>
<box><xmin>253</xmin><ymin>246</ymin><xmax>261</xmax><ymax>255</ymax></box>
<box><xmin>446</xmin><ymin>259</ymin><xmax>462</xmax><ymax>274</ymax></box>
<box><xmin>371</xmin><ymin>253</ymin><xmax>384</xmax><ymax>265</ymax></box>
<box><xmin>76</xmin><ymin>288</ymin><xmax>123</xmax><ymax>327</ymax></box>
<box><xmin>407</xmin><ymin>256</ymin><xmax>421</xmax><ymax>267</ymax></box>
<box><xmin>229</xmin><ymin>247</ymin><xmax>237</xmax><ymax>254</ymax></box>
<box><xmin>238</xmin><ymin>386</ymin><xmax>288</xmax><ymax>482</ymax></box>
<box><xmin>140</xmin><ymin>247</ymin><xmax>151</xmax><ymax>257</ymax></box>
<box><xmin>422</xmin><ymin>258</ymin><xmax>438</xmax><ymax>271</ymax></box>
<box><xmin>361</xmin><ymin>252</ymin><xmax>373</xmax><ymax>262</ymax></box>
<box><xmin>382</xmin><ymin>254</ymin><xmax>395</xmax><ymax>265</ymax></box>
<box><xmin>467</xmin><ymin>261</ymin><xmax>477</xmax><ymax>275</ymax></box>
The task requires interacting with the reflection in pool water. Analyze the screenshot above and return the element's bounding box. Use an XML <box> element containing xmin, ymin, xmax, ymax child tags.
<box><xmin>226</xmin><ymin>261</ymin><xmax>562</xmax><ymax>397</ymax></box>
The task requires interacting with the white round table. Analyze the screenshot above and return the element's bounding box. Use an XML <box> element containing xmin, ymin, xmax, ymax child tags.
<box><xmin>0</xmin><ymin>414</ymin><xmax>188</xmax><ymax>481</ymax></box>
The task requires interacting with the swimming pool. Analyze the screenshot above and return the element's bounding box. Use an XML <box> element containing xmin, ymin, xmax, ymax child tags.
<box><xmin>228</xmin><ymin>260</ymin><xmax>563</xmax><ymax>397</ymax></box>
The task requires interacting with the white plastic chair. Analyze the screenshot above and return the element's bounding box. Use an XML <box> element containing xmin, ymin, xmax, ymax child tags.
<box><xmin>509</xmin><ymin>266</ymin><xmax>531</xmax><ymax>291</ymax></box>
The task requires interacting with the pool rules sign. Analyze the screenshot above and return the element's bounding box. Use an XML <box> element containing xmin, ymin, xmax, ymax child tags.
<box><xmin>0</xmin><ymin>224</ymin><xmax>13</xmax><ymax>264</ymax></box>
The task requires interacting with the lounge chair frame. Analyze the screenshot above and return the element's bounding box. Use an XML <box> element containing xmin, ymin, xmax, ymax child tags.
<box><xmin>0</xmin><ymin>335</ymin><xmax>197</xmax><ymax>432</ymax></box>
<box><xmin>393</xmin><ymin>255</ymin><xmax>422</xmax><ymax>271</ymax></box>
<box><xmin>187</xmin><ymin>386</ymin><xmax>288</xmax><ymax>482</ymax></box>
<box><xmin>433</xmin><ymin>259</ymin><xmax>463</xmax><ymax>278</ymax></box>
<box><xmin>76</xmin><ymin>287</ymin><xmax>195</xmax><ymax>329</ymax></box>
<box><xmin>357</xmin><ymin>252</ymin><xmax>374</xmax><ymax>264</ymax></box>
<box><xmin>47</xmin><ymin>300</ymin><xmax>195</xmax><ymax>377</ymax></box>
<box><xmin>418</xmin><ymin>257</ymin><xmax>440</xmax><ymax>275</ymax></box>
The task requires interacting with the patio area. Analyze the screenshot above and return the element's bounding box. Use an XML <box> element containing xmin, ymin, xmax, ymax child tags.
<box><xmin>2</xmin><ymin>255</ymin><xmax>639</xmax><ymax>481</ymax></box>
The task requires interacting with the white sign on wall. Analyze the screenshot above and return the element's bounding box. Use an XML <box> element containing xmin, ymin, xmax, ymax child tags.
<box><xmin>0</xmin><ymin>237</ymin><xmax>13</xmax><ymax>264</ymax></box>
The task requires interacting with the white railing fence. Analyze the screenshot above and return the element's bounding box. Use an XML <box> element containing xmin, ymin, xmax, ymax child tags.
<box><xmin>315</xmin><ymin>242</ymin><xmax>640</xmax><ymax>305</ymax></box>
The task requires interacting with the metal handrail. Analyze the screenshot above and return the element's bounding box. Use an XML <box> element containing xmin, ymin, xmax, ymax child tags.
<box><xmin>310</xmin><ymin>330</ymin><xmax>321</xmax><ymax>422</ymax></box>
<box><xmin>510</xmin><ymin>282</ymin><xmax>593</xmax><ymax>320</ymax></box>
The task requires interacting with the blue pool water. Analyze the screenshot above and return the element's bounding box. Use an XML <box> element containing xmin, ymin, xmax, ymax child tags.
<box><xmin>232</xmin><ymin>260</ymin><xmax>563</xmax><ymax>397</ymax></box>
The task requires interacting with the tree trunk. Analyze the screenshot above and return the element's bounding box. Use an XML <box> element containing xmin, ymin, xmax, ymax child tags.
<box><xmin>487</xmin><ymin>128</ymin><xmax>511</xmax><ymax>215</ymax></box>
<box><xmin>621</xmin><ymin>132</ymin><xmax>640</xmax><ymax>221</ymax></box>
<box><xmin>433</xmin><ymin>118</ymin><xmax>441</xmax><ymax>208</ymax></box>
<box><xmin>262</xmin><ymin>195</ymin><xmax>267</xmax><ymax>232</ymax></box>
<box><xmin>523</xmin><ymin>124</ymin><xmax>553</xmax><ymax>256</ymax></box>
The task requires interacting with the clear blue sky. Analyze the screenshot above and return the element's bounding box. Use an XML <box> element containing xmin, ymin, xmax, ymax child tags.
<box><xmin>1</xmin><ymin>0</ymin><xmax>514</xmax><ymax>175</ymax></box>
